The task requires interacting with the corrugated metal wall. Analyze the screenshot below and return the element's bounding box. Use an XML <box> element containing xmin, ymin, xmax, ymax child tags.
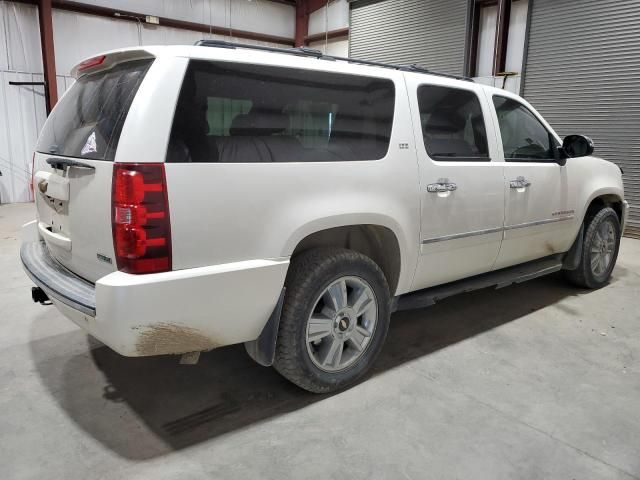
<box><xmin>522</xmin><ymin>0</ymin><xmax>640</xmax><ymax>238</ymax></box>
<box><xmin>349</xmin><ymin>0</ymin><xmax>469</xmax><ymax>75</ymax></box>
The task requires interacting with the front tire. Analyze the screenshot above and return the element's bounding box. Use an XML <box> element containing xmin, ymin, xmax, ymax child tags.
<box><xmin>564</xmin><ymin>207</ymin><xmax>621</xmax><ymax>289</ymax></box>
<box><xmin>274</xmin><ymin>248</ymin><xmax>390</xmax><ymax>393</ymax></box>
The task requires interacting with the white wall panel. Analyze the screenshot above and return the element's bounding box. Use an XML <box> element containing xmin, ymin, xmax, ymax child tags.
<box><xmin>309</xmin><ymin>37</ymin><xmax>348</xmax><ymax>57</ymax></box>
<box><xmin>52</xmin><ymin>10</ymin><xmax>290</xmax><ymax>75</ymax></box>
<box><xmin>0</xmin><ymin>72</ymin><xmax>46</xmax><ymax>204</ymax></box>
<box><xmin>309</xmin><ymin>0</ymin><xmax>349</xmax><ymax>36</ymax></box>
<box><xmin>0</xmin><ymin>2</ymin><xmax>43</xmax><ymax>73</ymax></box>
<box><xmin>75</xmin><ymin>0</ymin><xmax>295</xmax><ymax>38</ymax></box>
<box><xmin>1</xmin><ymin>3</ymin><xmax>46</xmax><ymax>203</ymax></box>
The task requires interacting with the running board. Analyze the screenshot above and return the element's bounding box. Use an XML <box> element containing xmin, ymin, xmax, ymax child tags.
<box><xmin>394</xmin><ymin>255</ymin><xmax>564</xmax><ymax>312</ymax></box>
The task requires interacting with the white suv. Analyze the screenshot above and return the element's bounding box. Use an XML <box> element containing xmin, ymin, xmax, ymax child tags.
<box><xmin>22</xmin><ymin>41</ymin><xmax>629</xmax><ymax>393</ymax></box>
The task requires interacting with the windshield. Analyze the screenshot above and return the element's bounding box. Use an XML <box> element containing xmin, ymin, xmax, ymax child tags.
<box><xmin>36</xmin><ymin>59</ymin><xmax>153</xmax><ymax>161</ymax></box>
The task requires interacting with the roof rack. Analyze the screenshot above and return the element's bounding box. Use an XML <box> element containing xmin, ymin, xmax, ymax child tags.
<box><xmin>194</xmin><ymin>39</ymin><xmax>474</xmax><ymax>83</ymax></box>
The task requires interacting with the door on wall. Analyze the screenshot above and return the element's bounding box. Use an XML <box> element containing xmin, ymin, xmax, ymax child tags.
<box><xmin>406</xmin><ymin>76</ymin><xmax>505</xmax><ymax>290</ymax></box>
<box><xmin>522</xmin><ymin>0</ymin><xmax>640</xmax><ymax>238</ymax></box>
<box><xmin>469</xmin><ymin>0</ymin><xmax>530</xmax><ymax>94</ymax></box>
<box><xmin>349</xmin><ymin>0</ymin><xmax>469</xmax><ymax>76</ymax></box>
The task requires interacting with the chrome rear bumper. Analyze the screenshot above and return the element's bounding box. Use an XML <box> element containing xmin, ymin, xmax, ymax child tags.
<box><xmin>21</xmin><ymin>240</ymin><xmax>96</xmax><ymax>316</ymax></box>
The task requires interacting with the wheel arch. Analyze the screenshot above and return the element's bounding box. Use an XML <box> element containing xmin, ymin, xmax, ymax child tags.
<box><xmin>584</xmin><ymin>192</ymin><xmax>624</xmax><ymax>224</ymax></box>
<box><xmin>285</xmin><ymin>219</ymin><xmax>407</xmax><ymax>296</ymax></box>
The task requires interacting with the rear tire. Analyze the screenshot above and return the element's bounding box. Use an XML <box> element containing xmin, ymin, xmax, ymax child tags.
<box><xmin>564</xmin><ymin>207</ymin><xmax>621</xmax><ymax>289</ymax></box>
<box><xmin>274</xmin><ymin>248</ymin><xmax>390</xmax><ymax>393</ymax></box>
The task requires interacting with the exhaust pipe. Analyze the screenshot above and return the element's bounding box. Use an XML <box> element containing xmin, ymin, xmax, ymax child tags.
<box><xmin>31</xmin><ymin>287</ymin><xmax>51</xmax><ymax>305</ymax></box>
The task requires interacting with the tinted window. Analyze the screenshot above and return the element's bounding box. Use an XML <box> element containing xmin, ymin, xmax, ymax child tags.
<box><xmin>36</xmin><ymin>59</ymin><xmax>153</xmax><ymax>161</ymax></box>
<box><xmin>492</xmin><ymin>95</ymin><xmax>557</xmax><ymax>161</ymax></box>
<box><xmin>167</xmin><ymin>61</ymin><xmax>395</xmax><ymax>163</ymax></box>
<box><xmin>417</xmin><ymin>85</ymin><xmax>489</xmax><ymax>161</ymax></box>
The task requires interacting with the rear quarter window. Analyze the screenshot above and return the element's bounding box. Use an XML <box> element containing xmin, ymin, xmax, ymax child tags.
<box><xmin>36</xmin><ymin>59</ymin><xmax>153</xmax><ymax>161</ymax></box>
<box><xmin>166</xmin><ymin>60</ymin><xmax>396</xmax><ymax>163</ymax></box>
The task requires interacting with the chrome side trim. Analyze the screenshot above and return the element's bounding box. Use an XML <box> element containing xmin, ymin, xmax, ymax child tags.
<box><xmin>504</xmin><ymin>215</ymin><xmax>574</xmax><ymax>231</ymax></box>
<box><xmin>421</xmin><ymin>227</ymin><xmax>503</xmax><ymax>245</ymax></box>
<box><xmin>421</xmin><ymin>216</ymin><xmax>574</xmax><ymax>244</ymax></box>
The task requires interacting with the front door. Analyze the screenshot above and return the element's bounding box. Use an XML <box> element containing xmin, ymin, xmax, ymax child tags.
<box><xmin>486</xmin><ymin>93</ymin><xmax>577</xmax><ymax>269</ymax></box>
<box><xmin>407</xmin><ymin>79</ymin><xmax>505</xmax><ymax>291</ymax></box>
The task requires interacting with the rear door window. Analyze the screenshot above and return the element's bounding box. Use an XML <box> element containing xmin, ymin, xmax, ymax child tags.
<box><xmin>417</xmin><ymin>85</ymin><xmax>489</xmax><ymax>162</ymax></box>
<box><xmin>167</xmin><ymin>60</ymin><xmax>395</xmax><ymax>163</ymax></box>
<box><xmin>36</xmin><ymin>59</ymin><xmax>153</xmax><ymax>161</ymax></box>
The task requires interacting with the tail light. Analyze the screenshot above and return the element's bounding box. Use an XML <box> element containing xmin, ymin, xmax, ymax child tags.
<box><xmin>112</xmin><ymin>163</ymin><xmax>171</xmax><ymax>274</ymax></box>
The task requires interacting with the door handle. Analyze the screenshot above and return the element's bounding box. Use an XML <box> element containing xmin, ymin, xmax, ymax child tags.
<box><xmin>509</xmin><ymin>176</ymin><xmax>531</xmax><ymax>189</ymax></box>
<box><xmin>427</xmin><ymin>181</ymin><xmax>457</xmax><ymax>193</ymax></box>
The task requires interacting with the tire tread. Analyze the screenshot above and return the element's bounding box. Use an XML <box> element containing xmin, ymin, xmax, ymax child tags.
<box><xmin>273</xmin><ymin>247</ymin><xmax>389</xmax><ymax>393</ymax></box>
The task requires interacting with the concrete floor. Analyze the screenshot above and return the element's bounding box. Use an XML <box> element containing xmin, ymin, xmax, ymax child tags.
<box><xmin>1</xmin><ymin>202</ymin><xmax>639</xmax><ymax>480</ymax></box>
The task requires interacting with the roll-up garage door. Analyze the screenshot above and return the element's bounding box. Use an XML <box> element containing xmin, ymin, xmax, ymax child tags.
<box><xmin>522</xmin><ymin>0</ymin><xmax>640</xmax><ymax>238</ymax></box>
<box><xmin>349</xmin><ymin>0</ymin><xmax>469</xmax><ymax>76</ymax></box>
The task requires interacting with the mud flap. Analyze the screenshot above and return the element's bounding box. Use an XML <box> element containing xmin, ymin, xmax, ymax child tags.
<box><xmin>562</xmin><ymin>223</ymin><xmax>584</xmax><ymax>271</ymax></box>
<box><xmin>244</xmin><ymin>288</ymin><xmax>285</xmax><ymax>367</ymax></box>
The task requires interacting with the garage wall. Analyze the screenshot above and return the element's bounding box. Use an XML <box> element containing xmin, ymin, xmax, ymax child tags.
<box><xmin>0</xmin><ymin>2</ymin><xmax>45</xmax><ymax>204</ymax></box>
<box><xmin>349</xmin><ymin>0</ymin><xmax>468</xmax><ymax>75</ymax></box>
<box><xmin>309</xmin><ymin>0</ymin><xmax>348</xmax><ymax>36</ymax></box>
<box><xmin>71</xmin><ymin>0</ymin><xmax>295</xmax><ymax>39</ymax></box>
<box><xmin>51</xmin><ymin>9</ymin><xmax>289</xmax><ymax>76</ymax></box>
<box><xmin>522</xmin><ymin>0</ymin><xmax>640</xmax><ymax>238</ymax></box>
<box><xmin>309</xmin><ymin>37</ymin><xmax>349</xmax><ymax>56</ymax></box>
<box><xmin>0</xmin><ymin>0</ymin><xmax>293</xmax><ymax>204</ymax></box>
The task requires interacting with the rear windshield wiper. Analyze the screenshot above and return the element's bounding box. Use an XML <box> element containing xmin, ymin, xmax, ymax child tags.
<box><xmin>46</xmin><ymin>158</ymin><xmax>95</xmax><ymax>170</ymax></box>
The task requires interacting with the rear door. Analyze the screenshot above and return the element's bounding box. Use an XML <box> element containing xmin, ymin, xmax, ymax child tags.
<box><xmin>406</xmin><ymin>77</ymin><xmax>505</xmax><ymax>290</ymax></box>
<box><xmin>34</xmin><ymin>56</ymin><xmax>154</xmax><ymax>282</ymax></box>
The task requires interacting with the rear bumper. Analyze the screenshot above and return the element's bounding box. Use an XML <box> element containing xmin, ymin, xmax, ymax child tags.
<box><xmin>21</xmin><ymin>225</ymin><xmax>289</xmax><ymax>357</ymax></box>
<box><xmin>21</xmin><ymin>240</ymin><xmax>96</xmax><ymax>316</ymax></box>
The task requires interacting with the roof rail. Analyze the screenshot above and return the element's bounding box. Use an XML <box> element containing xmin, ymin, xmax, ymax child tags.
<box><xmin>194</xmin><ymin>39</ymin><xmax>474</xmax><ymax>83</ymax></box>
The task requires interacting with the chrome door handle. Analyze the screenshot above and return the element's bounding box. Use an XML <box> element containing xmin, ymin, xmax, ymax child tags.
<box><xmin>509</xmin><ymin>176</ymin><xmax>531</xmax><ymax>189</ymax></box>
<box><xmin>427</xmin><ymin>182</ymin><xmax>457</xmax><ymax>193</ymax></box>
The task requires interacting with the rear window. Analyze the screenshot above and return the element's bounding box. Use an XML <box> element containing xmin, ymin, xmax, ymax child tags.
<box><xmin>36</xmin><ymin>59</ymin><xmax>153</xmax><ymax>161</ymax></box>
<box><xmin>167</xmin><ymin>60</ymin><xmax>395</xmax><ymax>163</ymax></box>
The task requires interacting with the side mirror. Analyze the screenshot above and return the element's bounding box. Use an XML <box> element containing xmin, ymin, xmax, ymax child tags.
<box><xmin>562</xmin><ymin>134</ymin><xmax>594</xmax><ymax>158</ymax></box>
